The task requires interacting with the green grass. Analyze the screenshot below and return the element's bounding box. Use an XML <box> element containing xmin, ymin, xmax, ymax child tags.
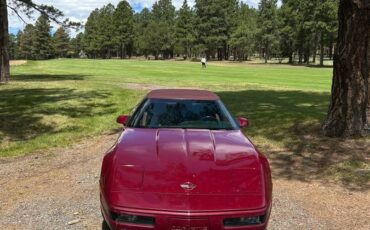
<box><xmin>325</xmin><ymin>159</ymin><xmax>370</xmax><ymax>186</ymax></box>
<box><xmin>0</xmin><ymin>59</ymin><xmax>332</xmax><ymax>157</ymax></box>
<box><xmin>11</xmin><ymin>60</ymin><xmax>332</xmax><ymax>141</ymax></box>
<box><xmin>1</xmin><ymin>59</ymin><xmax>369</xmax><ymax>189</ymax></box>
<box><xmin>12</xmin><ymin>59</ymin><xmax>333</xmax><ymax>92</ymax></box>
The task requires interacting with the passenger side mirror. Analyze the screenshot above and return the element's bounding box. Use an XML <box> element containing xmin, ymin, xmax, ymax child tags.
<box><xmin>237</xmin><ymin>117</ymin><xmax>249</xmax><ymax>128</ymax></box>
<box><xmin>117</xmin><ymin>115</ymin><xmax>129</xmax><ymax>125</ymax></box>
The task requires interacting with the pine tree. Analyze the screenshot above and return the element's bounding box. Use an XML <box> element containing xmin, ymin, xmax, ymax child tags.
<box><xmin>144</xmin><ymin>21</ymin><xmax>163</xmax><ymax>59</ymax></box>
<box><xmin>83</xmin><ymin>9</ymin><xmax>100</xmax><ymax>58</ymax></box>
<box><xmin>8</xmin><ymin>34</ymin><xmax>17</xmax><ymax>60</ymax></box>
<box><xmin>175</xmin><ymin>0</ymin><xmax>195</xmax><ymax>58</ymax></box>
<box><xmin>96</xmin><ymin>4</ymin><xmax>116</xmax><ymax>58</ymax></box>
<box><xmin>323</xmin><ymin>0</ymin><xmax>370</xmax><ymax>137</ymax></box>
<box><xmin>279</xmin><ymin>0</ymin><xmax>299</xmax><ymax>63</ymax></box>
<box><xmin>18</xmin><ymin>24</ymin><xmax>35</xmax><ymax>59</ymax></box>
<box><xmin>53</xmin><ymin>27</ymin><xmax>70</xmax><ymax>58</ymax></box>
<box><xmin>223</xmin><ymin>0</ymin><xmax>239</xmax><ymax>60</ymax></box>
<box><xmin>257</xmin><ymin>0</ymin><xmax>279</xmax><ymax>63</ymax></box>
<box><xmin>0</xmin><ymin>0</ymin><xmax>10</xmax><ymax>82</ymax></box>
<box><xmin>152</xmin><ymin>0</ymin><xmax>176</xmax><ymax>59</ymax></box>
<box><xmin>133</xmin><ymin>8</ymin><xmax>153</xmax><ymax>57</ymax></box>
<box><xmin>296</xmin><ymin>0</ymin><xmax>316</xmax><ymax>64</ymax></box>
<box><xmin>229</xmin><ymin>3</ymin><xmax>257</xmax><ymax>61</ymax></box>
<box><xmin>15</xmin><ymin>30</ymin><xmax>23</xmax><ymax>59</ymax></box>
<box><xmin>69</xmin><ymin>32</ymin><xmax>83</xmax><ymax>58</ymax></box>
<box><xmin>32</xmin><ymin>14</ymin><xmax>53</xmax><ymax>60</ymax></box>
<box><xmin>83</xmin><ymin>5</ymin><xmax>116</xmax><ymax>59</ymax></box>
<box><xmin>194</xmin><ymin>0</ymin><xmax>228</xmax><ymax>60</ymax></box>
<box><xmin>314</xmin><ymin>0</ymin><xmax>338</xmax><ymax>66</ymax></box>
<box><xmin>113</xmin><ymin>0</ymin><xmax>134</xmax><ymax>58</ymax></box>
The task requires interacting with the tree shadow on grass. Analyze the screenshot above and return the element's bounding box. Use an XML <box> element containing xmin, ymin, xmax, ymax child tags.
<box><xmin>249</xmin><ymin>62</ymin><xmax>333</xmax><ymax>69</ymax></box>
<box><xmin>0</xmin><ymin>87</ymin><xmax>115</xmax><ymax>142</ymax></box>
<box><xmin>11</xmin><ymin>74</ymin><xmax>86</xmax><ymax>81</ymax></box>
<box><xmin>219</xmin><ymin>90</ymin><xmax>370</xmax><ymax>191</ymax></box>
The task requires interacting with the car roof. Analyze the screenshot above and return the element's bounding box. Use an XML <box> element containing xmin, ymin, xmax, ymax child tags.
<box><xmin>146</xmin><ymin>89</ymin><xmax>219</xmax><ymax>100</ymax></box>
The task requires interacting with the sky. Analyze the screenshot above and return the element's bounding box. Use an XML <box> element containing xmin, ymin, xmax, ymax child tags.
<box><xmin>8</xmin><ymin>0</ymin><xmax>262</xmax><ymax>36</ymax></box>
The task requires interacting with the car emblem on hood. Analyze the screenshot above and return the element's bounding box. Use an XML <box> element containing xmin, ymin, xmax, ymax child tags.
<box><xmin>180</xmin><ymin>182</ymin><xmax>196</xmax><ymax>191</ymax></box>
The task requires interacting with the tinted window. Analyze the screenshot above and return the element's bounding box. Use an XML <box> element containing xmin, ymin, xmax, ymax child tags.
<box><xmin>128</xmin><ymin>99</ymin><xmax>238</xmax><ymax>130</ymax></box>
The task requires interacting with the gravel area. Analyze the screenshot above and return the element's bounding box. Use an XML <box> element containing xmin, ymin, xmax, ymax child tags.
<box><xmin>0</xmin><ymin>132</ymin><xmax>369</xmax><ymax>229</ymax></box>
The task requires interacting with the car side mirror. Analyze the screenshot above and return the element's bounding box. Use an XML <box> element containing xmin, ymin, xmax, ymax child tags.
<box><xmin>237</xmin><ymin>117</ymin><xmax>249</xmax><ymax>128</ymax></box>
<box><xmin>117</xmin><ymin>115</ymin><xmax>129</xmax><ymax>125</ymax></box>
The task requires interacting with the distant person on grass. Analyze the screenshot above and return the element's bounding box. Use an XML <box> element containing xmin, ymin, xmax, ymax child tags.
<box><xmin>201</xmin><ymin>57</ymin><xmax>207</xmax><ymax>68</ymax></box>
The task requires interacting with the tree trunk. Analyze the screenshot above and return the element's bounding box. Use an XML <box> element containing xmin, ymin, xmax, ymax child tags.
<box><xmin>122</xmin><ymin>44</ymin><xmax>127</xmax><ymax>59</ymax></box>
<box><xmin>298</xmin><ymin>45</ymin><xmax>303</xmax><ymax>64</ymax></box>
<box><xmin>323</xmin><ymin>0</ymin><xmax>370</xmax><ymax>137</ymax></box>
<box><xmin>0</xmin><ymin>0</ymin><xmax>10</xmax><ymax>83</ymax></box>
<box><xmin>329</xmin><ymin>41</ymin><xmax>334</xmax><ymax>60</ymax></box>
<box><xmin>304</xmin><ymin>46</ymin><xmax>310</xmax><ymax>64</ymax></box>
<box><xmin>320</xmin><ymin>31</ymin><xmax>324</xmax><ymax>66</ymax></box>
<box><xmin>264</xmin><ymin>44</ymin><xmax>268</xmax><ymax>64</ymax></box>
<box><xmin>288</xmin><ymin>52</ymin><xmax>293</xmax><ymax>64</ymax></box>
<box><xmin>313</xmin><ymin>33</ymin><xmax>318</xmax><ymax>63</ymax></box>
<box><xmin>120</xmin><ymin>44</ymin><xmax>124</xmax><ymax>59</ymax></box>
<box><xmin>224</xmin><ymin>43</ymin><xmax>228</xmax><ymax>61</ymax></box>
<box><xmin>0</xmin><ymin>0</ymin><xmax>3</xmax><ymax>82</ymax></box>
<box><xmin>368</xmin><ymin>41</ymin><xmax>370</xmax><ymax>128</ymax></box>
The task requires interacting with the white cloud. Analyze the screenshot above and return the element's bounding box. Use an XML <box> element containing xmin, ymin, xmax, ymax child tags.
<box><xmin>8</xmin><ymin>0</ymin><xmax>262</xmax><ymax>36</ymax></box>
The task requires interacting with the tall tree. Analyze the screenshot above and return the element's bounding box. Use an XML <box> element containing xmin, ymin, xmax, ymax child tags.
<box><xmin>144</xmin><ymin>21</ymin><xmax>163</xmax><ymax>59</ymax></box>
<box><xmin>53</xmin><ymin>27</ymin><xmax>70</xmax><ymax>58</ymax></box>
<box><xmin>0</xmin><ymin>0</ymin><xmax>79</xmax><ymax>83</ymax></box>
<box><xmin>97</xmin><ymin>4</ymin><xmax>116</xmax><ymax>58</ymax></box>
<box><xmin>18</xmin><ymin>24</ymin><xmax>34</xmax><ymax>59</ymax></box>
<box><xmin>323</xmin><ymin>0</ymin><xmax>370</xmax><ymax>137</ymax></box>
<box><xmin>223</xmin><ymin>0</ymin><xmax>239</xmax><ymax>60</ymax></box>
<box><xmin>113</xmin><ymin>0</ymin><xmax>134</xmax><ymax>59</ymax></box>
<box><xmin>151</xmin><ymin>0</ymin><xmax>176</xmax><ymax>59</ymax></box>
<box><xmin>298</xmin><ymin>0</ymin><xmax>317</xmax><ymax>64</ymax></box>
<box><xmin>15</xmin><ymin>30</ymin><xmax>22</xmax><ymax>59</ymax></box>
<box><xmin>69</xmin><ymin>32</ymin><xmax>83</xmax><ymax>58</ymax></box>
<box><xmin>279</xmin><ymin>0</ymin><xmax>298</xmax><ymax>63</ymax></box>
<box><xmin>175</xmin><ymin>0</ymin><xmax>195</xmax><ymax>58</ymax></box>
<box><xmin>32</xmin><ymin>14</ymin><xmax>53</xmax><ymax>60</ymax></box>
<box><xmin>229</xmin><ymin>3</ymin><xmax>257</xmax><ymax>61</ymax></box>
<box><xmin>133</xmin><ymin>8</ymin><xmax>152</xmax><ymax>57</ymax></box>
<box><xmin>83</xmin><ymin>4</ymin><xmax>116</xmax><ymax>59</ymax></box>
<box><xmin>314</xmin><ymin>0</ymin><xmax>338</xmax><ymax>66</ymax></box>
<box><xmin>257</xmin><ymin>0</ymin><xmax>279</xmax><ymax>63</ymax></box>
<box><xmin>8</xmin><ymin>33</ymin><xmax>16</xmax><ymax>60</ymax></box>
<box><xmin>195</xmin><ymin>0</ymin><xmax>228</xmax><ymax>59</ymax></box>
<box><xmin>0</xmin><ymin>0</ymin><xmax>10</xmax><ymax>83</ymax></box>
<box><xmin>83</xmin><ymin>9</ymin><xmax>100</xmax><ymax>58</ymax></box>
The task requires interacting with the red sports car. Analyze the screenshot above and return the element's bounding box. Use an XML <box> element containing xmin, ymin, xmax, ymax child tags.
<box><xmin>100</xmin><ymin>89</ymin><xmax>272</xmax><ymax>230</ymax></box>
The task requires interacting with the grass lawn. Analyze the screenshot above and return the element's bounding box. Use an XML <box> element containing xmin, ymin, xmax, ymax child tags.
<box><xmin>1</xmin><ymin>59</ymin><xmax>369</xmax><ymax>189</ymax></box>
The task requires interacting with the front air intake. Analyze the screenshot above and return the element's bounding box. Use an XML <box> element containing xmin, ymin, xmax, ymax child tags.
<box><xmin>110</xmin><ymin>212</ymin><xmax>155</xmax><ymax>225</ymax></box>
<box><xmin>223</xmin><ymin>215</ymin><xmax>265</xmax><ymax>226</ymax></box>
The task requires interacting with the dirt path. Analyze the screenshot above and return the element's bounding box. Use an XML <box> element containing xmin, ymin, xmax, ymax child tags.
<box><xmin>0</xmin><ymin>132</ymin><xmax>369</xmax><ymax>230</ymax></box>
<box><xmin>10</xmin><ymin>60</ymin><xmax>27</xmax><ymax>66</ymax></box>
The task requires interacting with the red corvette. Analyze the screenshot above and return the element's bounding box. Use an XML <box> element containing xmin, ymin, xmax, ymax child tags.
<box><xmin>100</xmin><ymin>89</ymin><xmax>272</xmax><ymax>230</ymax></box>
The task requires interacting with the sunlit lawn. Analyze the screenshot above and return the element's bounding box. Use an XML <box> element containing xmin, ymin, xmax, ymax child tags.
<box><xmin>1</xmin><ymin>59</ymin><xmax>368</xmax><ymax>189</ymax></box>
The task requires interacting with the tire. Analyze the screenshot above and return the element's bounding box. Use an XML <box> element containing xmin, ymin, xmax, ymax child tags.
<box><xmin>102</xmin><ymin>219</ymin><xmax>110</xmax><ymax>230</ymax></box>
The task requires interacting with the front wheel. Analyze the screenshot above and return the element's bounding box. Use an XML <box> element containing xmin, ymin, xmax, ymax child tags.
<box><xmin>102</xmin><ymin>219</ymin><xmax>110</xmax><ymax>230</ymax></box>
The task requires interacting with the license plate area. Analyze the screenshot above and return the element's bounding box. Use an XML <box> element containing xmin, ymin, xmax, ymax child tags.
<box><xmin>169</xmin><ymin>218</ymin><xmax>209</xmax><ymax>230</ymax></box>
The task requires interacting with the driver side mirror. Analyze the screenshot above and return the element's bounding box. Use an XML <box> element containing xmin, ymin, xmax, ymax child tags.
<box><xmin>117</xmin><ymin>115</ymin><xmax>129</xmax><ymax>125</ymax></box>
<box><xmin>237</xmin><ymin>117</ymin><xmax>249</xmax><ymax>128</ymax></box>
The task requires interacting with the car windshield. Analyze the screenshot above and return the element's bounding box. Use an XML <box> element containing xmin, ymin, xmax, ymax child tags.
<box><xmin>128</xmin><ymin>99</ymin><xmax>238</xmax><ymax>130</ymax></box>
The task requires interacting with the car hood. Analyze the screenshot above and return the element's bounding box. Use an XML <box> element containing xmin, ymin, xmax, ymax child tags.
<box><xmin>108</xmin><ymin>128</ymin><xmax>266</xmax><ymax>211</ymax></box>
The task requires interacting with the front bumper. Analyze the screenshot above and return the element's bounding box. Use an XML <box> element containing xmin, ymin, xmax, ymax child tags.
<box><xmin>101</xmin><ymin>195</ymin><xmax>271</xmax><ymax>230</ymax></box>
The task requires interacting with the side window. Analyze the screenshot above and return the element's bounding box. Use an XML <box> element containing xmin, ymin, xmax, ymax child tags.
<box><xmin>126</xmin><ymin>99</ymin><xmax>147</xmax><ymax>127</ymax></box>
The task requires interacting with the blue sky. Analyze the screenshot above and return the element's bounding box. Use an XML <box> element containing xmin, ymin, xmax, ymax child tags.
<box><xmin>8</xmin><ymin>0</ymin><xmax>262</xmax><ymax>36</ymax></box>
